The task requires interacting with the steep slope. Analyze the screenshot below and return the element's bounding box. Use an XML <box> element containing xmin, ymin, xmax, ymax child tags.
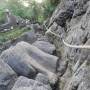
<box><xmin>46</xmin><ymin>0</ymin><xmax>90</xmax><ymax>90</ymax></box>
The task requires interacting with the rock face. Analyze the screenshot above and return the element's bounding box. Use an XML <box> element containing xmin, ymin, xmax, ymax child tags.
<box><xmin>0</xmin><ymin>41</ymin><xmax>58</xmax><ymax>84</ymax></box>
<box><xmin>0</xmin><ymin>59</ymin><xmax>17</xmax><ymax>90</ymax></box>
<box><xmin>12</xmin><ymin>73</ymin><xmax>52</xmax><ymax>90</ymax></box>
<box><xmin>46</xmin><ymin>0</ymin><xmax>90</xmax><ymax>90</ymax></box>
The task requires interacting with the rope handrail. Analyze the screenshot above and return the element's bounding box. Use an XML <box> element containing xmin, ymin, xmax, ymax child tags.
<box><xmin>44</xmin><ymin>24</ymin><xmax>90</xmax><ymax>49</ymax></box>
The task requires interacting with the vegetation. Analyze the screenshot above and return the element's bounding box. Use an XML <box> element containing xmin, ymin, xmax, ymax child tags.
<box><xmin>0</xmin><ymin>28</ymin><xmax>30</xmax><ymax>43</ymax></box>
<box><xmin>0</xmin><ymin>0</ymin><xmax>60</xmax><ymax>23</ymax></box>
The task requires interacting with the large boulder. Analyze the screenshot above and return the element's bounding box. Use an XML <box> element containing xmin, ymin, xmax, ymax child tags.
<box><xmin>0</xmin><ymin>59</ymin><xmax>17</xmax><ymax>90</ymax></box>
<box><xmin>33</xmin><ymin>41</ymin><xmax>56</xmax><ymax>54</ymax></box>
<box><xmin>0</xmin><ymin>45</ymin><xmax>37</xmax><ymax>78</ymax></box>
<box><xmin>12</xmin><ymin>73</ymin><xmax>52</xmax><ymax>90</ymax></box>
<box><xmin>0</xmin><ymin>41</ymin><xmax>58</xmax><ymax>84</ymax></box>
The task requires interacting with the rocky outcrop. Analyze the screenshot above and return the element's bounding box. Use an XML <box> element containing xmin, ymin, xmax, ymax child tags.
<box><xmin>1</xmin><ymin>0</ymin><xmax>90</xmax><ymax>90</ymax></box>
<box><xmin>0</xmin><ymin>41</ymin><xmax>58</xmax><ymax>84</ymax></box>
<box><xmin>46</xmin><ymin>0</ymin><xmax>90</xmax><ymax>90</ymax></box>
